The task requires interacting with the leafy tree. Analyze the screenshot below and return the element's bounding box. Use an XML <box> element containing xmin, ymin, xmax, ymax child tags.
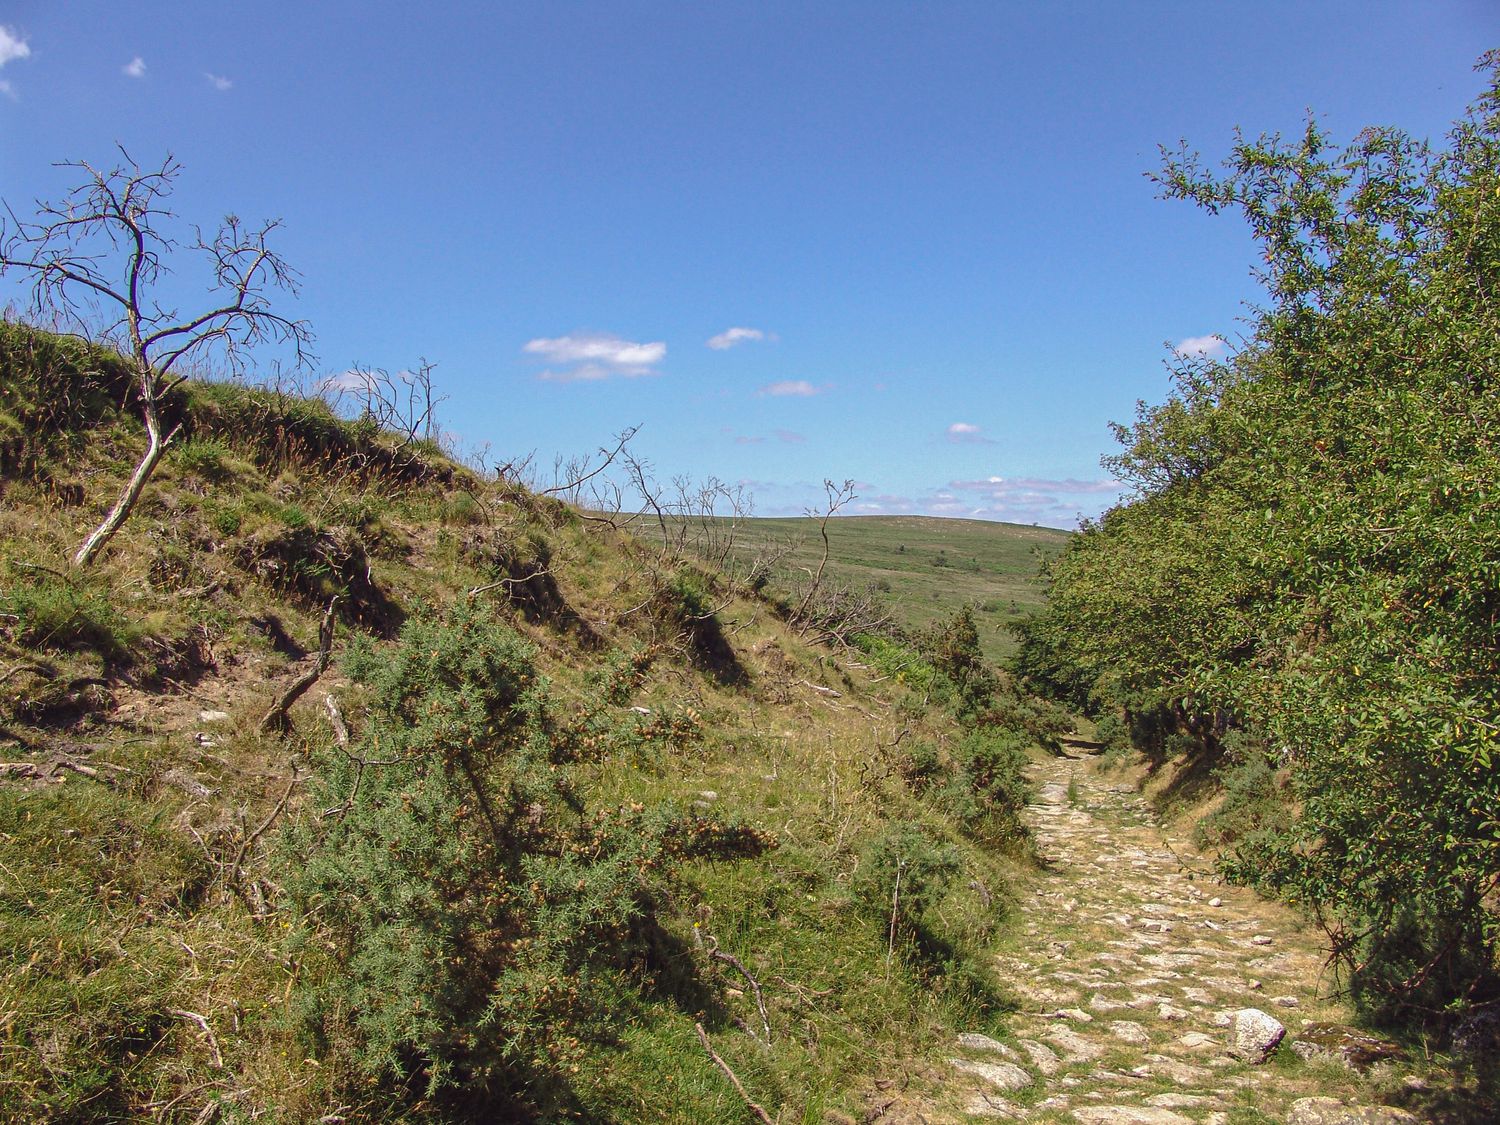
<box><xmin>0</xmin><ymin>149</ymin><xmax>312</xmax><ymax>566</ymax></box>
<box><xmin>1026</xmin><ymin>55</ymin><xmax>1500</xmax><ymax>1024</ymax></box>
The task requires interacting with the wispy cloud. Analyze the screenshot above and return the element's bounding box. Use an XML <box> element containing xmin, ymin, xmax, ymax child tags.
<box><xmin>814</xmin><ymin>474</ymin><xmax>1123</xmax><ymax>527</ymax></box>
<box><xmin>949</xmin><ymin>475</ymin><xmax>1122</xmax><ymax>496</ymax></box>
<box><xmin>0</xmin><ymin>25</ymin><xmax>30</xmax><ymax>97</ymax></box>
<box><xmin>123</xmin><ymin>56</ymin><xmax>147</xmax><ymax>79</ymax></box>
<box><xmin>0</xmin><ymin>26</ymin><xmax>30</xmax><ymax>68</ymax></box>
<box><xmin>205</xmin><ymin>72</ymin><xmax>233</xmax><ymax>91</ymax></box>
<box><xmin>1174</xmin><ymin>333</ymin><xmax>1227</xmax><ymax>359</ymax></box>
<box><xmin>707</xmin><ymin>326</ymin><xmax>769</xmax><ymax>350</ymax></box>
<box><xmin>774</xmin><ymin>429</ymin><xmax>805</xmax><ymax>444</ymax></box>
<box><xmin>524</xmin><ymin>332</ymin><xmax>666</xmax><ymax>382</ymax></box>
<box><xmin>733</xmin><ymin>434</ymin><xmax>765</xmax><ymax>445</ymax></box>
<box><xmin>935</xmin><ymin>475</ymin><xmax>1123</xmax><ymax>525</ymax></box>
<box><xmin>757</xmin><ymin>379</ymin><xmax>819</xmax><ymax>397</ymax></box>
<box><xmin>946</xmin><ymin>421</ymin><xmax>995</xmax><ymax>445</ymax></box>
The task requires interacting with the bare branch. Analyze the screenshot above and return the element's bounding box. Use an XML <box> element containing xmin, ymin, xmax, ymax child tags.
<box><xmin>0</xmin><ymin>146</ymin><xmax>315</xmax><ymax>566</ymax></box>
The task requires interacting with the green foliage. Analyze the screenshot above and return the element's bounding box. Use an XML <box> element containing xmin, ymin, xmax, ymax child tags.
<box><xmin>1194</xmin><ymin>732</ymin><xmax>1293</xmax><ymax>853</ymax></box>
<box><xmin>284</xmin><ymin>603</ymin><xmax>771</xmax><ymax>1113</ymax></box>
<box><xmin>850</xmin><ymin>824</ymin><xmax>1004</xmax><ymax>1014</ymax></box>
<box><xmin>1</xmin><ymin>570</ymin><xmax>138</xmax><ymax>662</ymax></box>
<box><xmin>1025</xmin><ymin>57</ymin><xmax>1500</xmax><ymax>1023</ymax></box>
<box><xmin>940</xmin><ymin>729</ymin><xmax>1033</xmax><ymax>845</ymax></box>
<box><xmin>853</xmin><ymin>824</ymin><xmax>959</xmax><ymax>937</ymax></box>
<box><xmin>170</xmin><ymin>436</ymin><xmax>234</xmax><ymax>481</ymax></box>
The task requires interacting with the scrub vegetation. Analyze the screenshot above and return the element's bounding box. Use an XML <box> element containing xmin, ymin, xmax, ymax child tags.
<box><xmin>1017</xmin><ymin>56</ymin><xmax>1500</xmax><ymax>1038</ymax></box>
<box><xmin>0</xmin><ymin>313</ymin><xmax>1063</xmax><ymax>1122</ymax></box>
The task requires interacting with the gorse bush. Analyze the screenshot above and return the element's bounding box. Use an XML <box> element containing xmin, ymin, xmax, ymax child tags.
<box><xmin>1193</xmin><ymin>731</ymin><xmax>1292</xmax><ymax>855</ymax></box>
<box><xmin>851</xmin><ymin>824</ymin><xmax>1005</xmax><ymax>1015</ymax></box>
<box><xmin>284</xmin><ymin>603</ymin><xmax>772</xmax><ymax>1114</ymax></box>
<box><xmin>939</xmin><ymin>729</ymin><xmax>1033</xmax><ymax>846</ymax></box>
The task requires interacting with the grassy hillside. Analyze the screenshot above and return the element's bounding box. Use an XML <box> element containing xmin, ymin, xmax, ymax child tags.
<box><xmin>708</xmin><ymin>515</ymin><xmax>1070</xmax><ymax>665</ymax></box>
<box><xmin>0</xmin><ymin>320</ymin><xmax>1068</xmax><ymax>1124</ymax></box>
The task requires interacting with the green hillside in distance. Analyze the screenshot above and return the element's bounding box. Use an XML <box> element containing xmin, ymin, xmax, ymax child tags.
<box><xmin>729</xmin><ymin>515</ymin><xmax>1072</xmax><ymax>662</ymax></box>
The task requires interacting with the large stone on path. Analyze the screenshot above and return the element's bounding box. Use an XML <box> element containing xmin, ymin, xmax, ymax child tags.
<box><xmin>956</xmin><ymin>1032</ymin><xmax>1012</xmax><ymax>1055</ymax></box>
<box><xmin>1016</xmin><ymin>1038</ymin><xmax>1060</xmax><ymax>1075</ymax></box>
<box><xmin>1072</xmin><ymin>1108</ymin><xmax>1194</xmax><ymax>1125</ymax></box>
<box><xmin>1227</xmin><ymin>1007</ymin><xmax>1286</xmax><ymax>1062</ymax></box>
<box><xmin>946</xmin><ymin>1057</ymin><xmax>1031</xmax><ymax>1091</ymax></box>
<box><xmin>1285</xmin><ymin>1097</ymin><xmax>1420</xmax><ymax>1124</ymax></box>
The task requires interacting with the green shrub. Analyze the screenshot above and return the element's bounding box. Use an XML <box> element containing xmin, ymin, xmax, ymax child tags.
<box><xmin>1194</xmin><ymin>732</ymin><xmax>1292</xmax><ymax>853</ymax></box>
<box><xmin>203</xmin><ymin>498</ymin><xmax>244</xmax><ymax>538</ymax></box>
<box><xmin>284</xmin><ymin>603</ymin><xmax>771</xmax><ymax>1114</ymax></box>
<box><xmin>850</xmin><ymin>824</ymin><xmax>1006</xmax><ymax>1015</ymax></box>
<box><xmin>940</xmin><ymin>729</ymin><xmax>1032</xmax><ymax>841</ymax></box>
<box><xmin>170</xmin><ymin>436</ymin><xmax>233</xmax><ymax>481</ymax></box>
<box><xmin>1</xmin><ymin>573</ymin><xmax>138</xmax><ymax>662</ymax></box>
<box><xmin>852</xmin><ymin>824</ymin><xmax>959</xmax><ymax>930</ymax></box>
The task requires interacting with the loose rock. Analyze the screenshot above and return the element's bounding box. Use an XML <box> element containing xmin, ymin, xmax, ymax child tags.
<box><xmin>947</xmin><ymin>1058</ymin><xmax>1031</xmax><ymax>1091</ymax></box>
<box><xmin>1228</xmin><ymin>1008</ymin><xmax>1286</xmax><ymax>1063</ymax></box>
<box><xmin>1285</xmin><ymin>1096</ymin><xmax>1420</xmax><ymax>1124</ymax></box>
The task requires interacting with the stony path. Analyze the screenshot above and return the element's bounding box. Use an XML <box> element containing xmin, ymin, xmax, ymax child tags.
<box><xmin>914</xmin><ymin>749</ymin><xmax>1410</xmax><ymax>1124</ymax></box>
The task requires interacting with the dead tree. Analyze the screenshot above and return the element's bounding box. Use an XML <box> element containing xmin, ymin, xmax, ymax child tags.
<box><xmin>326</xmin><ymin>358</ymin><xmax>445</xmax><ymax>450</ymax></box>
<box><xmin>0</xmin><ymin>148</ymin><xmax>313</xmax><ymax>567</ymax></box>
<box><xmin>792</xmin><ymin>478</ymin><xmax>856</xmax><ymax>626</ymax></box>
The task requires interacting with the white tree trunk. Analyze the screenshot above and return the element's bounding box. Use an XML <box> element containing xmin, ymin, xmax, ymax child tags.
<box><xmin>72</xmin><ymin>394</ymin><xmax>169</xmax><ymax>568</ymax></box>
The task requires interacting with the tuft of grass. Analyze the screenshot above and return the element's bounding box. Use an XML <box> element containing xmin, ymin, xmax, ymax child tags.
<box><xmin>1</xmin><ymin>569</ymin><xmax>139</xmax><ymax>662</ymax></box>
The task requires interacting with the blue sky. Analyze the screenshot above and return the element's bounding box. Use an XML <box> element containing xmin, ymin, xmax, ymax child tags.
<box><xmin>1</xmin><ymin>2</ymin><xmax>1495</xmax><ymax>526</ymax></box>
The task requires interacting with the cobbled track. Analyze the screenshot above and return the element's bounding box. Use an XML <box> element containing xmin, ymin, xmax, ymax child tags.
<box><xmin>892</xmin><ymin>749</ymin><xmax>1404</xmax><ymax>1124</ymax></box>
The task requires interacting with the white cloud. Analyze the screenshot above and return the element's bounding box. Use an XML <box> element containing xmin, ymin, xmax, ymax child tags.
<box><xmin>757</xmin><ymin>379</ymin><xmax>818</xmax><ymax>397</ymax></box>
<box><xmin>123</xmin><ymin>56</ymin><xmax>146</xmax><ymax>79</ymax></box>
<box><xmin>946</xmin><ymin>421</ymin><xmax>995</xmax><ymax>444</ymax></box>
<box><xmin>0</xmin><ymin>79</ymin><xmax>12</xmax><ymax>100</ymax></box>
<box><xmin>205</xmin><ymin>72</ymin><xmax>233</xmax><ymax>91</ymax></box>
<box><xmin>774</xmin><ymin>429</ymin><xmax>805</xmax><ymax>444</ymax></box>
<box><xmin>950</xmin><ymin>475</ymin><xmax>1122</xmax><ymax>496</ymax></box>
<box><xmin>523</xmin><ymin>332</ymin><xmax>666</xmax><ymax>382</ymax></box>
<box><xmin>1174</xmin><ymin>334</ymin><xmax>1227</xmax><ymax>359</ymax></box>
<box><xmin>707</xmin><ymin>326</ymin><xmax>767</xmax><ymax>350</ymax></box>
<box><xmin>0</xmin><ymin>26</ymin><xmax>30</xmax><ymax>68</ymax></box>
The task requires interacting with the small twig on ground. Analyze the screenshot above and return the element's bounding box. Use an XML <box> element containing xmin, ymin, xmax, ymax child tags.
<box><xmin>0</xmin><ymin>662</ymin><xmax>55</xmax><ymax>686</ymax></box>
<box><xmin>227</xmin><ymin>768</ymin><xmax>300</xmax><ymax>895</ymax></box>
<box><xmin>323</xmin><ymin>693</ymin><xmax>349</xmax><ymax>748</ymax></box>
<box><xmin>796</xmin><ymin>678</ymin><xmax>842</xmax><ymax>698</ymax></box>
<box><xmin>707</xmin><ymin>940</ymin><xmax>772</xmax><ymax>1042</ymax></box>
<box><xmin>886</xmin><ymin>858</ymin><xmax>904</xmax><ymax>981</ymax></box>
<box><xmin>168</xmin><ymin>1008</ymin><xmax>225</xmax><ymax>1069</ymax></box>
<box><xmin>11</xmin><ymin>560</ymin><xmax>68</xmax><ymax>580</ymax></box>
<box><xmin>174</xmin><ymin>579</ymin><xmax>223</xmax><ymax>600</ymax></box>
<box><xmin>693</xmin><ymin>1022</ymin><xmax>776</xmax><ymax>1125</ymax></box>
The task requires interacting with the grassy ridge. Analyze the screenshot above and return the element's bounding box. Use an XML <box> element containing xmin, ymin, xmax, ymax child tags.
<box><xmin>723</xmin><ymin>515</ymin><xmax>1071</xmax><ymax>663</ymax></box>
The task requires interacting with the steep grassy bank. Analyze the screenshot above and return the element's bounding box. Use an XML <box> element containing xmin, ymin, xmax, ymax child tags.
<box><xmin>0</xmin><ymin>320</ymin><xmax>1063</xmax><ymax>1123</ymax></box>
